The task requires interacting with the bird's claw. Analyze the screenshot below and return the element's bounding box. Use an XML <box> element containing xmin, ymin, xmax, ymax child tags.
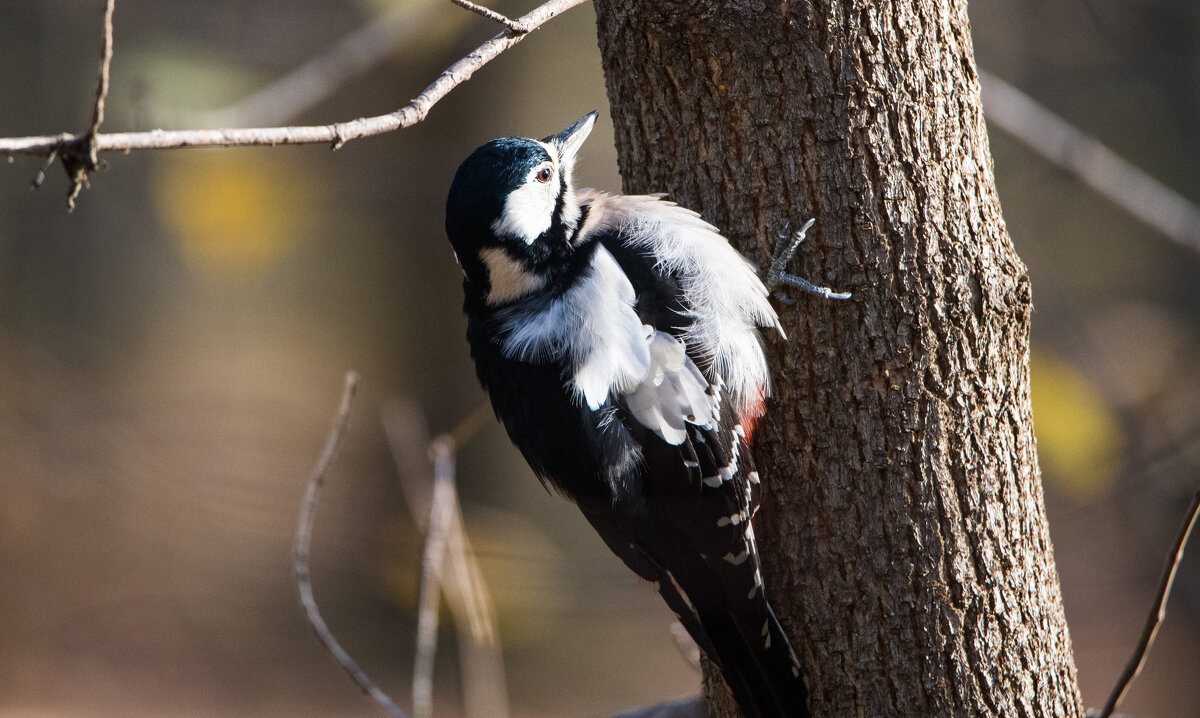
<box><xmin>766</xmin><ymin>218</ymin><xmax>851</xmax><ymax>302</ymax></box>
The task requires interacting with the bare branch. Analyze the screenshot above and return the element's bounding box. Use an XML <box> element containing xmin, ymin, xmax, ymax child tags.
<box><xmin>30</xmin><ymin>147</ymin><xmax>60</xmax><ymax>190</ymax></box>
<box><xmin>1098</xmin><ymin>490</ymin><xmax>1200</xmax><ymax>718</ymax></box>
<box><xmin>413</xmin><ymin>435</ymin><xmax>458</xmax><ymax>718</ymax></box>
<box><xmin>383</xmin><ymin>400</ymin><xmax>509</xmax><ymax>718</ymax></box>
<box><xmin>382</xmin><ymin>401</ymin><xmax>437</xmax><ymax>530</ymax></box>
<box><xmin>448</xmin><ymin>0</ymin><xmax>526</xmax><ymax>33</ymax></box>
<box><xmin>0</xmin><ymin>0</ymin><xmax>589</xmax><ymax>159</ymax></box>
<box><xmin>294</xmin><ymin>372</ymin><xmax>409</xmax><ymax>718</ymax></box>
<box><xmin>86</xmin><ymin>0</ymin><xmax>116</xmax><ymax>143</ymax></box>
<box><xmin>65</xmin><ymin>0</ymin><xmax>116</xmax><ymax>210</ymax></box>
<box><xmin>980</xmin><ymin>70</ymin><xmax>1200</xmax><ymax>254</ymax></box>
<box><xmin>449</xmin><ymin>401</ymin><xmax>495</xmax><ymax>448</ymax></box>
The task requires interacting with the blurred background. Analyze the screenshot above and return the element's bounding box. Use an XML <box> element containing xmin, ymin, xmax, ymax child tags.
<box><xmin>0</xmin><ymin>0</ymin><xmax>1197</xmax><ymax>716</ymax></box>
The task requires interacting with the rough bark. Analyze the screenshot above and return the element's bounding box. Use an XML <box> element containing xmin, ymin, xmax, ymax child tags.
<box><xmin>592</xmin><ymin>1</ymin><xmax>1085</xmax><ymax>716</ymax></box>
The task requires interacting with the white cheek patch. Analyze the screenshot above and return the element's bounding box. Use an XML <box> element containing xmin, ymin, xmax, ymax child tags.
<box><xmin>491</xmin><ymin>174</ymin><xmax>557</xmax><ymax>244</ymax></box>
<box><xmin>479</xmin><ymin>247</ymin><xmax>546</xmax><ymax>305</ymax></box>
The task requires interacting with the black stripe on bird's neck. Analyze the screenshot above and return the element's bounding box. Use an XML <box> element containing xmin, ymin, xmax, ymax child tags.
<box><xmin>463</xmin><ymin>232</ymin><xmax>604</xmax><ymax>318</ymax></box>
<box><xmin>569</xmin><ymin>203</ymin><xmax>591</xmax><ymax>246</ymax></box>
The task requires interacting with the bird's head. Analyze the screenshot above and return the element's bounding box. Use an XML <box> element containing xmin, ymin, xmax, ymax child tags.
<box><xmin>445</xmin><ymin>111</ymin><xmax>597</xmax><ymax>305</ymax></box>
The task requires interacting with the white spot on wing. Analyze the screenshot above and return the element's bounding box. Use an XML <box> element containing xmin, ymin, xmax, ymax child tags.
<box><xmin>723</xmin><ymin>549</ymin><xmax>750</xmax><ymax>565</ymax></box>
<box><xmin>664</xmin><ymin>570</ymin><xmax>698</xmax><ymax>616</ymax></box>
<box><xmin>705</xmin><ymin>432</ymin><xmax>741</xmax><ymax>486</ymax></box>
<box><xmin>716</xmin><ymin>510</ymin><xmax>748</xmax><ymax>527</ymax></box>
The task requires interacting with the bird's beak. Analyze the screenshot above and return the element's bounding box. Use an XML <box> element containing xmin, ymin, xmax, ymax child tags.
<box><xmin>545</xmin><ymin>111</ymin><xmax>598</xmax><ymax>166</ymax></box>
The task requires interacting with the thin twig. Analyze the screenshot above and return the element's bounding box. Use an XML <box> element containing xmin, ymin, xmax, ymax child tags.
<box><xmin>65</xmin><ymin>0</ymin><xmax>116</xmax><ymax>210</ymax></box>
<box><xmin>1098</xmin><ymin>490</ymin><xmax>1200</xmax><ymax>718</ymax></box>
<box><xmin>87</xmin><ymin>0</ymin><xmax>116</xmax><ymax>141</ymax></box>
<box><xmin>450</xmin><ymin>401</ymin><xmax>496</xmax><ymax>449</ymax></box>
<box><xmin>0</xmin><ymin>0</ymin><xmax>589</xmax><ymax>158</ymax></box>
<box><xmin>979</xmin><ymin>70</ymin><xmax>1200</xmax><ymax>255</ymax></box>
<box><xmin>382</xmin><ymin>401</ymin><xmax>437</xmax><ymax>531</ymax></box>
<box><xmin>30</xmin><ymin>147</ymin><xmax>59</xmax><ymax>190</ymax></box>
<box><xmin>440</xmin><ymin>481</ymin><xmax>496</xmax><ymax>644</ymax></box>
<box><xmin>382</xmin><ymin>401</ymin><xmax>498</xmax><ymax>644</ymax></box>
<box><xmin>293</xmin><ymin>372</ymin><xmax>409</xmax><ymax>718</ymax></box>
<box><xmin>443</xmin><ymin>494</ymin><xmax>509</xmax><ymax>718</ymax></box>
<box><xmin>448</xmin><ymin>0</ymin><xmax>527</xmax><ymax>33</ymax></box>
<box><xmin>383</xmin><ymin>400</ymin><xmax>509</xmax><ymax>718</ymax></box>
<box><xmin>435</xmin><ymin>406</ymin><xmax>508</xmax><ymax>718</ymax></box>
<box><xmin>413</xmin><ymin>435</ymin><xmax>458</xmax><ymax>718</ymax></box>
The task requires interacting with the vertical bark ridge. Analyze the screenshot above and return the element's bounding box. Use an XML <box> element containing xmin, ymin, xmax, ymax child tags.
<box><xmin>593</xmin><ymin>1</ymin><xmax>1083</xmax><ymax>716</ymax></box>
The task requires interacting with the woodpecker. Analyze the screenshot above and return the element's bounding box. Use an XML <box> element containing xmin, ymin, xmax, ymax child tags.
<box><xmin>445</xmin><ymin>112</ymin><xmax>838</xmax><ymax>718</ymax></box>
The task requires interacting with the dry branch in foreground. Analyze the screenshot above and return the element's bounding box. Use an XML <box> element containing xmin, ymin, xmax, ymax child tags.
<box><xmin>2</xmin><ymin>0</ymin><xmax>589</xmax><ymax>207</ymax></box>
<box><xmin>292</xmin><ymin>372</ymin><xmax>409</xmax><ymax>718</ymax></box>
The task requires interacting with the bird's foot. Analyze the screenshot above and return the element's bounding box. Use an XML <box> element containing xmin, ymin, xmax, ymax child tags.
<box><xmin>766</xmin><ymin>218</ymin><xmax>852</xmax><ymax>304</ymax></box>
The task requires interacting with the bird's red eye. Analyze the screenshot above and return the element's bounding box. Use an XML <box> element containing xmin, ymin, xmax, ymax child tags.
<box><xmin>535</xmin><ymin>167</ymin><xmax>553</xmax><ymax>183</ymax></box>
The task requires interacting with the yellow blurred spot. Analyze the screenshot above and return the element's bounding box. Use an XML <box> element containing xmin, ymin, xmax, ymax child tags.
<box><xmin>155</xmin><ymin>151</ymin><xmax>316</xmax><ymax>277</ymax></box>
<box><xmin>1031</xmin><ymin>351</ymin><xmax>1123</xmax><ymax>498</ymax></box>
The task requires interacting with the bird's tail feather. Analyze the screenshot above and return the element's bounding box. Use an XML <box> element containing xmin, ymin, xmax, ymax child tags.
<box><xmin>693</xmin><ymin>604</ymin><xmax>809</xmax><ymax>718</ymax></box>
<box><xmin>579</xmin><ymin>507</ymin><xmax>808</xmax><ymax>717</ymax></box>
<box><xmin>653</xmin><ymin>559</ymin><xmax>808</xmax><ymax>718</ymax></box>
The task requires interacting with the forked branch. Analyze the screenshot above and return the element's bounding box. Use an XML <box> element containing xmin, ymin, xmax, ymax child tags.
<box><xmin>448</xmin><ymin>0</ymin><xmax>529</xmax><ymax>33</ymax></box>
<box><xmin>0</xmin><ymin>0</ymin><xmax>589</xmax><ymax>160</ymax></box>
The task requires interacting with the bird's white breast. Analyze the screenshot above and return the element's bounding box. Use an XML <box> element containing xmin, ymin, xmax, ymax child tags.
<box><xmin>496</xmin><ymin>245</ymin><xmax>651</xmax><ymax>410</ymax></box>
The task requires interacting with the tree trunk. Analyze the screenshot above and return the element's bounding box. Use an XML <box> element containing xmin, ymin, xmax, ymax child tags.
<box><xmin>592</xmin><ymin>2</ymin><xmax>1085</xmax><ymax>716</ymax></box>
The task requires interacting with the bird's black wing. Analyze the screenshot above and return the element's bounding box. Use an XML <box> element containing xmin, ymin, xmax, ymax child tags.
<box><xmin>573</xmin><ymin>191</ymin><xmax>807</xmax><ymax>718</ymax></box>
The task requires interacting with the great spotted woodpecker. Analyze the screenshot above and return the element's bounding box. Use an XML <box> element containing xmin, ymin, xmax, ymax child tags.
<box><xmin>445</xmin><ymin>112</ymin><xmax>841</xmax><ymax>718</ymax></box>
